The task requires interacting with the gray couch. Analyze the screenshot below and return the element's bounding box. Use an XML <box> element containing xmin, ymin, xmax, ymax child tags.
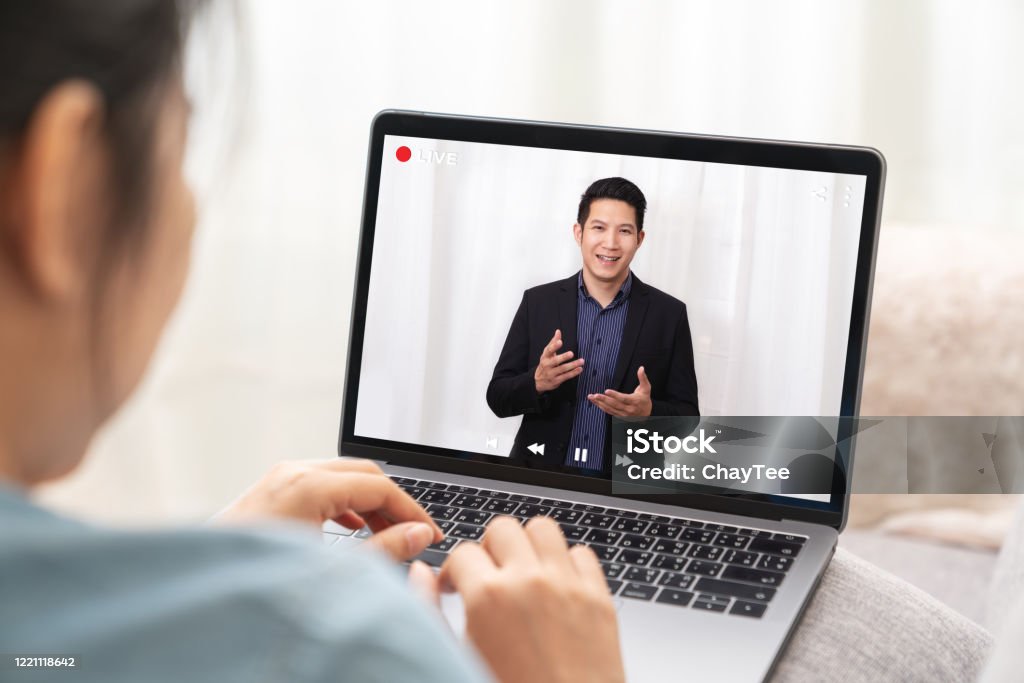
<box><xmin>767</xmin><ymin>506</ymin><xmax>1024</xmax><ymax>681</ymax></box>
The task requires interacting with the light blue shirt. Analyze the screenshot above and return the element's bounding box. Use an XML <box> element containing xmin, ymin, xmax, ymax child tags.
<box><xmin>0</xmin><ymin>485</ymin><xmax>491</xmax><ymax>683</ymax></box>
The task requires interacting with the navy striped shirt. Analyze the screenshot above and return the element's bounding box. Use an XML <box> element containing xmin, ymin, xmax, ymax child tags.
<box><xmin>565</xmin><ymin>272</ymin><xmax>632</xmax><ymax>470</ymax></box>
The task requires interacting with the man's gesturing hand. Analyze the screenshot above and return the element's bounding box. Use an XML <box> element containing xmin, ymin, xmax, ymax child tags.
<box><xmin>534</xmin><ymin>328</ymin><xmax>584</xmax><ymax>393</ymax></box>
<box><xmin>589</xmin><ymin>365</ymin><xmax>653</xmax><ymax>417</ymax></box>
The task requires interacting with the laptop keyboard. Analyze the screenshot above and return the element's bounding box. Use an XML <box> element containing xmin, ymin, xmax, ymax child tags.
<box><xmin>323</xmin><ymin>475</ymin><xmax>807</xmax><ymax>619</ymax></box>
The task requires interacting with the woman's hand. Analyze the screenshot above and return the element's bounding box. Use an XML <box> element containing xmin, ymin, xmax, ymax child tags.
<box><xmin>217</xmin><ymin>458</ymin><xmax>442</xmax><ymax>562</ymax></box>
<box><xmin>440</xmin><ymin>516</ymin><xmax>626</xmax><ymax>683</ymax></box>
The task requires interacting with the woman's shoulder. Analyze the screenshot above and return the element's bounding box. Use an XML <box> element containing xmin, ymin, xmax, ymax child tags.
<box><xmin>0</xmin><ymin>491</ymin><xmax>488</xmax><ymax>682</ymax></box>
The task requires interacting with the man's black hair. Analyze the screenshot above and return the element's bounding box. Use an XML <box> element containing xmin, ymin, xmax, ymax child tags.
<box><xmin>576</xmin><ymin>177</ymin><xmax>647</xmax><ymax>232</ymax></box>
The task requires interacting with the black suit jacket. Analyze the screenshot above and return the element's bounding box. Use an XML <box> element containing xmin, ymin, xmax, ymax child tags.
<box><xmin>487</xmin><ymin>272</ymin><xmax>699</xmax><ymax>468</ymax></box>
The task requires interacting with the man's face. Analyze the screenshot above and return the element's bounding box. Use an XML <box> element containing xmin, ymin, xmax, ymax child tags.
<box><xmin>574</xmin><ymin>198</ymin><xmax>644</xmax><ymax>284</ymax></box>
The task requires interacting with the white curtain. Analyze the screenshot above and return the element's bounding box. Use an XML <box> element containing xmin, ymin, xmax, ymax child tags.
<box><xmin>37</xmin><ymin>0</ymin><xmax>1023</xmax><ymax>523</ymax></box>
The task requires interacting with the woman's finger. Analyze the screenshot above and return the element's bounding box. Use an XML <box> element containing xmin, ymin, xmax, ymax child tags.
<box><xmin>313</xmin><ymin>471</ymin><xmax>441</xmax><ymax>542</ymax></box>
<box><xmin>523</xmin><ymin>517</ymin><xmax>573</xmax><ymax>573</ymax></box>
<box><xmin>308</xmin><ymin>458</ymin><xmax>384</xmax><ymax>475</ymax></box>
<box><xmin>333</xmin><ymin>510</ymin><xmax>366</xmax><ymax>529</ymax></box>
<box><xmin>362</xmin><ymin>511</ymin><xmax>392</xmax><ymax>533</ymax></box>
<box><xmin>568</xmin><ymin>544</ymin><xmax>607</xmax><ymax>591</ymax></box>
<box><xmin>363</xmin><ymin>521</ymin><xmax>436</xmax><ymax>562</ymax></box>
<box><xmin>408</xmin><ymin>560</ymin><xmax>442</xmax><ymax>609</ymax></box>
<box><xmin>482</xmin><ymin>516</ymin><xmax>537</xmax><ymax>568</ymax></box>
<box><xmin>439</xmin><ymin>542</ymin><xmax>498</xmax><ymax>594</ymax></box>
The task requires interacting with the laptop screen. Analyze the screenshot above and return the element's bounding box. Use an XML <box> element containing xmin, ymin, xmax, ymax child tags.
<box><xmin>343</xmin><ymin>115</ymin><xmax>880</xmax><ymax>514</ymax></box>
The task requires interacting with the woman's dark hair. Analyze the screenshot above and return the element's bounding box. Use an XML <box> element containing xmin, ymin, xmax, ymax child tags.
<box><xmin>1</xmin><ymin>1</ymin><xmax>209</xmax><ymax>407</ymax></box>
<box><xmin>577</xmin><ymin>177</ymin><xmax>648</xmax><ymax>232</ymax></box>
<box><xmin>0</xmin><ymin>0</ymin><xmax>203</xmax><ymax>242</ymax></box>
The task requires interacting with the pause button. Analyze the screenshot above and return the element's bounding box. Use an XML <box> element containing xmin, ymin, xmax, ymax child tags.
<box><xmin>574</xmin><ymin>448</ymin><xmax>588</xmax><ymax>463</ymax></box>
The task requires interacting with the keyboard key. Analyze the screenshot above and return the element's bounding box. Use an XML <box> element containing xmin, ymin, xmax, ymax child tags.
<box><xmin>420</xmin><ymin>489</ymin><xmax>456</xmax><ymax>505</ymax></box>
<box><xmin>689</xmin><ymin>545</ymin><xmax>723</xmax><ymax>561</ymax></box>
<box><xmin>516</xmin><ymin>504</ymin><xmax>552</xmax><ymax>518</ymax></box>
<box><xmin>449</xmin><ymin>524</ymin><xmax>485</xmax><ymax>540</ymax></box>
<box><xmin>448</xmin><ymin>485</ymin><xmax>478</xmax><ymax>495</ymax></box>
<box><xmin>651</xmin><ymin>540</ymin><xmax>689</xmax><ymax>556</ymax></box>
<box><xmin>731</xmin><ymin>600</ymin><xmax>768</xmax><ymax>618</ymax></box>
<box><xmin>773</xmin><ymin>533</ymin><xmax>807</xmax><ymax>544</ymax></box>
<box><xmin>410</xmin><ymin>549</ymin><xmax>448</xmax><ymax>567</ymax></box>
<box><xmin>618</xmin><ymin>534</ymin><xmax>654</xmax><ymax>550</ymax></box>
<box><xmin>612</xmin><ymin>518</ymin><xmax>649</xmax><ymax>534</ymax></box>
<box><xmin>425</xmin><ymin>504</ymin><xmax>458</xmax><ymax>520</ymax></box>
<box><xmin>454</xmin><ymin>510</ymin><xmax>492</xmax><ymax>526</ymax></box>
<box><xmin>590</xmin><ymin>544</ymin><xmax>619</xmax><ymax>561</ymax></box>
<box><xmin>692</xmin><ymin>599</ymin><xmax>728</xmax><ymax>612</ymax></box>
<box><xmin>483</xmin><ymin>499</ymin><xmax>520</xmax><ymax>515</ymax></box>
<box><xmin>613</xmin><ymin>510</ymin><xmax>639</xmax><ymax>519</ymax></box>
<box><xmin>580</xmin><ymin>514</ymin><xmax>616</xmax><ymax>529</ymax></box>
<box><xmin>606</xmin><ymin>579</ymin><xmax>623</xmax><ymax>595</ymax></box>
<box><xmin>508</xmin><ymin>494</ymin><xmax>540</xmax><ymax>504</ymax></box>
<box><xmin>695</xmin><ymin>577</ymin><xmax>776</xmax><ymax>602</ymax></box>
<box><xmin>585</xmin><ymin>529</ymin><xmax>622</xmax><ymax>546</ymax></box>
<box><xmin>541</xmin><ymin>499</ymin><xmax>575</xmax><ymax>509</ymax></box>
<box><xmin>399</xmin><ymin>485</ymin><xmax>426</xmax><ymax>499</ymax></box>
<box><xmin>652</xmin><ymin>554</ymin><xmax>687</xmax><ymax>572</ymax></box>
<box><xmin>656</xmin><ymin>588</ymin><xmax>694</xmax><ymax>607</ymax></box>
<box><xmin>549</xmin><ymin>508</ymin><xmax>582</xmax><ymax>523</ymax></box>
<box><xmin>437</xmin><ymin>520</ymin><xmax>456</xmax><ymax>532</ymax></box>
<box><xmin>616</xmin><ymin>549</ymin><xmax>653</xmax><ymax>566</ymax></box>
<box><xmin>355</xmin><ymin>527</ymin><xmax>372</xmax><ymax>539</ymax></box>
<box><xmin>559</xmin><ymin>524</ymin><xmax>589</xmax><ymax>541</ymax></box>
<box><xmin>574</xmin><ymin>503</ymin><xmax>606</xmax><ymax>513</ymax></box>
<box><xmin>486</xmin><ymin>491</ymin><xmax>511</xmax><ymax>500</ymax></box>
<box><xmin>601</xmin><ymin>562</ymin><xmax>626</xmax><ymax>579</ymax></box>
<box><xmin>451</xmin><ymin>494</ymin><xmax>487</xmax><ymax>509</ymax></box>
<box><xmin>646</xmin><ymin>524</ymin><xmax>681</xmax><ymax>539</ymax></box>
<box><xmin>417</xmin><ymin>481</ymin><xmax>448</xmax><ymax>490</ymax></box>
<box><xmin>758</xmin><ymin>555</ymin><xmax>794</xmax><ymax>572</ymax></box>
<box><xmin>685</xmin><ymin>560</ymin><xmax>723</xmax><ymax>577</ymax></box>
<box><xmin>681</xmin><ymin>528</ymin><xmax>716</xmax><ymax>544</ymax></box>
<box><xmin>624</xmin><ymin>567</ymin><xmax>660</xmax><ymax>584</ymax></box>
<box><xmin>621</xmin><ymin>582</ymin><xmax>657</xmax><ymax>601</ymax></box>
<box><xmin>748</xmin><ymin>538</ymin><xmax>802</xmax><ymax>558</ymax></box>
<box><xmin>713</xmin><ymin>533</ymin><xmax>751</xmax><ymax>549</ymax></box>
<box><xmin>738</xmin><ymin>528</ymin><xmax>773</xmax><ymax>537</ymax></box>
<box><xmin>670</xmin><ymin>518</ymin><xmax>704</xmax><ymax>528</ymax></box>
<box><xmin>709</xmin><ymin>524</ymin><xmax>738</xmax><ymax>534</ymax></box>
<box><xmin>659</xmin><ymin>571</ymin><xmax>695</xmax><ymax>590</ymax></box>
<box><xmin>722</xmin><ymin>550</ymin><xmax>759</xmax><ymax>567</ymax></box>
<box><xmin>721</xmin><ymin>566</ymin><xmax>785</xmax><ymax>587</ymax></box>
<box><xmin>428</xmin><ymin>537</ymin><xmax>459</xmax><ymax>552</ymax></box>
<box><xmin>390</xmin><ymin>476</ymin><xmax>418</xmax><ymax>485</ymax></box>
<box><xmin>637</xmin><ymin>513</ymin><xmax>670</xmax><ymax>523</ymax></box>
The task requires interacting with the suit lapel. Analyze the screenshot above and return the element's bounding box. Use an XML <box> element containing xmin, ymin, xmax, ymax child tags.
<box><xmin>557</xmin><ymin>273</ymin><xmax>579</xmax><ymax>357</ymax></box>
<box><xmin>557</xmin><ymin>273</ymin><xmax>580</xmax><ymax>398</ymax></box>
<box><xmin>611</xmin><ymin>276</ymin><xmax>650</xmax><ymax>390</ymax></box>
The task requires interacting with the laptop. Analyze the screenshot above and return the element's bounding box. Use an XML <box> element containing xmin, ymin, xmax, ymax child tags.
<box><xmin>326</xmin><ymin>110</ymin><xmax>885</xmax><ymax>681</ymax></box>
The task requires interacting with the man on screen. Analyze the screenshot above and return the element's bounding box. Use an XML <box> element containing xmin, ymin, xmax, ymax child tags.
<box><xmin>487</xmin><ymin>177</ymin><xmax>699</xmax><ymax>471</ymax></box>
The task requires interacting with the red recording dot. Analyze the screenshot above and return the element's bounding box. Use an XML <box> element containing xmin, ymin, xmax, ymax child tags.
<box><xmin>396</xmin><ymin>146</ymin><xmax>411</xmax><ymax>162</ymax></box>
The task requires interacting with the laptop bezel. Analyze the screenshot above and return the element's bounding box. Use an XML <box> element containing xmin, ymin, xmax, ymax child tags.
<box><xmin>338</xmin><ymin>109</ymin><xmax>885</xmax><ymax>531</ymax></box>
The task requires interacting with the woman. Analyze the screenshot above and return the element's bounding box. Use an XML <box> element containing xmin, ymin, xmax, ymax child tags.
<box><xmin>0</xmin><ymin>2</ymin><xmax>624</xmax><ymax>681</ymax></box>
